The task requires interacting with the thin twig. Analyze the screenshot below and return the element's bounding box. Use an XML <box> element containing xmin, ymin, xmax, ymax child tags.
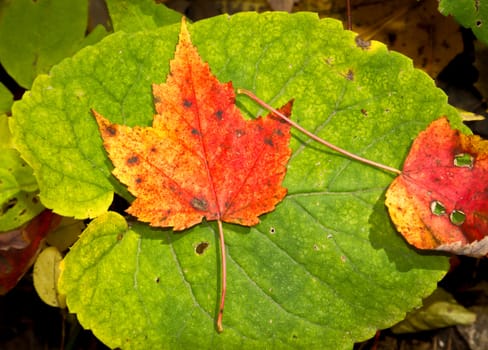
<box><xmin>237</xmin><ymin>88</ymin><xmax>402</xmax><ymax>175</ymax></box>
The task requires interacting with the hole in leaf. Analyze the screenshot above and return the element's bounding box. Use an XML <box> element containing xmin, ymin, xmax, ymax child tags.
<box><xmin>476</xmin><ymin>20</ymin><xmax>482</xmax><ymax>27</ymax></box>
<box><xmin>430</xmin><ymin>200</ymin><xmax>447</xmax><ymax>216</ymax></box>
<box><xmin>1</xmin><ymin>197</ymin><xmax>17</xmax><ymax>214</ymax></box>
<box><xmin>450</xmin><ymin>210</ymin><xmax>466</xmax><ymax>226</ymax></box>
<box><xmin>454</xmin><ymin>153</ymin><xmax>474</xmax><ymax>168</ymax></box>
<box><xmin>195</xmin><ymin>242</ymin><xmax>209</xmax><ymax>255</ymax></box>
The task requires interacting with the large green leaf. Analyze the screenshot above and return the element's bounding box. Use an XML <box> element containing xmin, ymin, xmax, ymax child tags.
<box><xmin>0</xmin><ymin>0</ymin><xmax>108</xmax><ymax>88</ymax></box>
<box><xmin>13</xmin><ymin>12</ymin><xmax>456</xmax><ymax>349</ymax></box>
<box><xmin>439</xmin><ymin>0</ymin><xmax>488</xmax><ymax>45</ymax></box>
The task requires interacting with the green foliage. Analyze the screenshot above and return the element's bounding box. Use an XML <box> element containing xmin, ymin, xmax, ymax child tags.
<box><xmin>106</xmin><ymin>0</ymin><xmax>181</xmax><ymax>32</ymax></box>
<box><xmin>0</xmin><ymin>83</ymin><xmax>12</xmax><ymax>114</ymax></box>
<box><xmin>11</xmin><ymin>11</ymin><xmax>460</xmax><ymax>348</ymax></box>
<box><xmin>439</xmin><ymin>0</ymin><xmax>488</xmax><ymax>45</ymax></box>
<box><xmin>0</xmin><ymin>0</ymin><xmax>108</xmax><ymax>88</ymax></box>
<box><xmin>0</xmin><ymin>115</ymin><xmax>43</xmax><ymax>231</ymax></box>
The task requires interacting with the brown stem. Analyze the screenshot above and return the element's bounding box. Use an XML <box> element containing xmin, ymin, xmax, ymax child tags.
<box><xmin>237</xmin><ymin>88</ymin><xmax>402</xmax><ymax>175</ymax></box>
<box><xmin>216</xmin><ymin>219</ymin><xmax>226</xmax><ymax>333</ymax></box>
<box><xmin>346</xmin><ymin>0</ymin><xmax>352</xmax><ymax>30</ymax></box>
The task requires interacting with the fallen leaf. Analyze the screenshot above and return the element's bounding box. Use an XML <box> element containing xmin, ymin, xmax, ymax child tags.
<box><xmin>93</xmin><ymin>21</ymin><xmax>292</xmax><ymax>230</ymax></box>
<box><xmin>33</xmin><ymin>246</ymin><xmax>66</xmax><ymax>308</ymax></box>
<box><xmin>93</xmin><ymin>18</ymin><xmax>292</xmax><ymax>331</ymax></box>
<box><xmin>386</xmin><ymin>117</ymin><xmax>488</xmax><ymax>257</ymax></box>
<box><xmin>0</xmin><ymin>210</ymin><xmax>60</xmax><ymax>295</ymax></box>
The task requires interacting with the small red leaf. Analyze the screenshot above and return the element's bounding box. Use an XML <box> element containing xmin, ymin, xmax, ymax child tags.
<box><xmin>386</xmin><ymin>117</ymin><xmax>488</xmax><ymax>257</ymax></box>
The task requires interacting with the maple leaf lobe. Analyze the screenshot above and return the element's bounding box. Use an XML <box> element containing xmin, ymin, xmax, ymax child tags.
<box><xmin>93</xmin><ymin>19</ymin><xmax>293</xmax><ymax>231</ymax></box>
<box><xmin>386</xmin><ymin>117</ymin><xmax>488</xmax><ymax>257</ymax></box>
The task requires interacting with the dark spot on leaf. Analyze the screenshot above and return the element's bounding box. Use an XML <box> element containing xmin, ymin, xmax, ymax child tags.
<box><xmin>215</xmin><ymin>110</ymin><xmax>223</xmax><ymax>120</ymax></box>
<box><xmin>361</xmin><ymin>109</ymin><xmax>368</xmax><ymax>116</ymax></box>
<box><xmin>274</xmin><ymin>129</ymin><xmax>284</xmax><ymax>137</ymax></box>
<box><xmin>190</xmin><ymin>197</ymin><xmax>208</xmax><ymax>211</ymax></box>
<box><xmin>235</xmin><ymin>129</ymin><xmax>245</xmax><ymax>137</ymax></box>
<box><xmin>476</xmin><ymin>20</ymin><xmax>482</xmax><ymax>27</ymax></box>
<box><xmin>19</xmin><ymin>209</ymin><xmax>26</xmax><ymax>215</ymax></box>
<box><xmin>150</xmin><ymin>146</ymin><xmax>157</xmax><ymax>153</ymax></box>
<box><xmin>344</xmin><ymin>69</ymin><xmax>354</xmax><ymax>81</ymax></box>
<box><xmin>153</xmin><ymin>95</ymin><xmax>161</xmax><ymax>104</ymax></box>
<box><xmin>387</xmin><ymin>32</ymin><xmax>397</xmax><ymax>45</ymax></box>
<box><xmin>195</xmin><ymin>242</ymin><xmax>209</xmax><ymax>255</ymax></box>
<box><xmin>183</xmin><ymin>99</ymin><xmax>192</xmax><ymax>108</ymax></box>
<box><xmin>191</xmin><ymin>128</ymin><xmax>200</xmax><ymax>136</ymax></box>
<box><xmin>116</xmin><ymin>233</ymin><xmax>123</xmax><ymax>241</ymax></box>
<box><xmin>155</xmin><ymin>277</ymin><xmax>160</xmax><ymax>283</ymax></box>
<box><xmin>417</xmin><ymin>45</ymin><xmax>425</xmax><ymax>56</ymax></box>
<box><xmin>105</xmin><ymin>125</ymin><xmax>117</xmax><ymax>136</ymax></box>
<box><xmin>127</xmin><ymin>155</ymin><xmax>140</xmax><ymax>165</ymax></box>
<box><xmin>355</xmin><ymin>36</ymin><xmax>371</xmax><ymax>50</ymax></box>
<box><xmin>264</xmin><ymin>137</ymin><xmax>274</xmax><ymax>146</ymax></box>
<box><xmin>269</xmin><ymin>227</ymin><xmax>276</xmax><ymax>234</ymax></box>
<box><xmin>32</xmin><ymin>196</ymin><xmax>39</xmax><ymax>204</ymax></box>
<box><xmin>313</xmin><ymin>244</ymin><xmax>319</xmax><ymax>251</ymax></box>
<box><xmin>135</xmin><ymin>177</ymin><xmax>142</xmax><ymax>184</ymax></box>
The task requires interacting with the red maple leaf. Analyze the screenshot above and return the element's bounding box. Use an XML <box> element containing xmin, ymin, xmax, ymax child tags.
<box><xmin>93</xmin><ymin>19</ymin><xmax>292</xmax><ymax>331</ymax></box>
<box><xmin>385</xmin><ymin>117</ymin><xmax>488</xmax><ymax>257</ymax></box>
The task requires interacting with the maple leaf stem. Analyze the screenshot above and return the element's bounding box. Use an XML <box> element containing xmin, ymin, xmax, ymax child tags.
<box><xmin>216</xmin><ymin>219</ymin><xmax>226</xmax><ymax>333</ymax></box>
<box><xmin>237</xmin><ymin>88</ymin><xmax>402</xmax><ymax>175</ymax></box>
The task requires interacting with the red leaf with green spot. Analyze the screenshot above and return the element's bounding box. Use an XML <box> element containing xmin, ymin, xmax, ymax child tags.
<box><xmin>385</xmin><ymin>117</ymin><xmax>488</xmax><ymax>257</ymax></box>
<box><xmin>93</xmin><ymin>19</ymin><xmax>292</xmax><ymax>331</ymax></box>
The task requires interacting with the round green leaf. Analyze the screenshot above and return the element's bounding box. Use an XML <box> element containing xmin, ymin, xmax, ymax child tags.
<box><xmin>15</xmin><ymin>12</ymin><xmax>456</xmax><ymax>349</ymax></box>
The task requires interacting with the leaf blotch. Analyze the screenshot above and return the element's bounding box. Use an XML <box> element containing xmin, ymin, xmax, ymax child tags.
<box><xmin>235</xmin><ymin>129</ymin><xmax>245</xmax><ymax>137</ymax></box>
<box><xmin>264</xmin><ymin>137</ymin><xmax>274</xmax><ymax>147</ymax></box>
<box><xmin>126</xmin><ymin>155</ymin><xmax>140</xmax><ymax>166</ymax></box>
<box><xmin>105</xmin><ymin>125</ymin><xmax>117</xmax><ymax>136</ymax></box>
<box><xmin>183</xmin><ymin>99</ymin><xmax>192</xmax><ymax>108</ymax></box>
<box><xmin>355</xmin><ymin>36</ymin><xmax>371</xmax><ymax>49</ymax></box>
<box><xmin>190</xmin><ymin>197</ymin><xmax>208</xmax><ymax>211</ymax></box>
<box><xmin>214</xmin><ymin>110</ymin><xmax>223</xmax><ymax>120</ymax></box>
<box><xmin>195</xmin><ymin>241</ymin><xmax>209</xmax><ymax>255</ymax></box>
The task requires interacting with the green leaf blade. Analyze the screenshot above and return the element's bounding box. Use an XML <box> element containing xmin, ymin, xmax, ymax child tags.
<box><xmin>17</xmin><ymin>12</ymin><xmax>457</xmax><ymax>348</ymax></box>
